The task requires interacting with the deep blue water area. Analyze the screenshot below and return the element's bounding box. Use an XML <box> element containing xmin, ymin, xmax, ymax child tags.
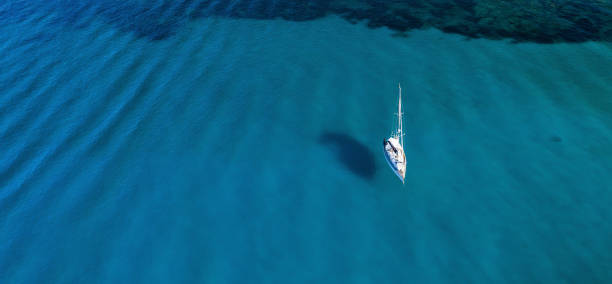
<box><xmin>1</xmin><ymin>0</ymin><xmax>612</xmax><ymax>283</ymax></box>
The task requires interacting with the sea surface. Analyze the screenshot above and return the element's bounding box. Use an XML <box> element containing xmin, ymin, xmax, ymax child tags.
<box><xmin>1</xmin><ymin>0</ymin><xmax>612</xmax><ymax>283</ymax></box>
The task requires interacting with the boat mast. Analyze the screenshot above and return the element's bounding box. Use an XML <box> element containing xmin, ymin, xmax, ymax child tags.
<box><xmin>398</xmin><ymin>83</ymin><xmax>403</xmax><ymax>147</ymax></box>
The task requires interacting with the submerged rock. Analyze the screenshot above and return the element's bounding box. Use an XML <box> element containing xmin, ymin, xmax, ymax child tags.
<box><xmin>550</xmin><ymin>136</ymin><xmax>563</xmax><ymax>143</ymax></box>
<box><xmin>5</xmin><ymin>0</ymin><xmax>611</xmax><ymax>42</ymax></box>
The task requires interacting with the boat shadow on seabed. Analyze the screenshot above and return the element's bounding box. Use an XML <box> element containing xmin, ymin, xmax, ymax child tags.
<box><xmin>319</xmin><ymin>131</ymin><xmax>376</xmax><ymax>180</ymax></box>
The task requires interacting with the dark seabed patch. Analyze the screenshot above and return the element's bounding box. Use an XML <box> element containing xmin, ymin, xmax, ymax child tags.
<box><xmin>2</xmin><ymin>0</ymin><xmax>611</xmax><ymax>42</ymax></box>
<box><xmin>319</xmin><ymin>131</ymin><xmax>376</xmax><ymax>179</ymax></box>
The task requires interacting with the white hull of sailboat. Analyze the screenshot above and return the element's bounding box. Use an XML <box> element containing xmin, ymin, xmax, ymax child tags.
<box><xmin>383</xmin><ymin>138</ymin><xmax>406</xmax><ymax>183</ymax></box>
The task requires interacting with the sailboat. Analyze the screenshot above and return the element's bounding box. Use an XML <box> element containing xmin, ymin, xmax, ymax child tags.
<box><xmin>383</xmin><ymin>83</ymin><xmax>406</xmax><ymax>183</ymax></box>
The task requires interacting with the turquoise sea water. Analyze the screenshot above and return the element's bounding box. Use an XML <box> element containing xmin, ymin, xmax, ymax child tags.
<box><xmin>1</xmin><ymin>1</ymin><xmax>612</xmax><ymax>282</ymax></box>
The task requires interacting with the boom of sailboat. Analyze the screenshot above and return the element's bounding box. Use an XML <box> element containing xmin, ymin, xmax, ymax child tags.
<box><xmin>383</xmin><ymin>83</ymin><xmax>406</xmax><ymax>184</ymax></box>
